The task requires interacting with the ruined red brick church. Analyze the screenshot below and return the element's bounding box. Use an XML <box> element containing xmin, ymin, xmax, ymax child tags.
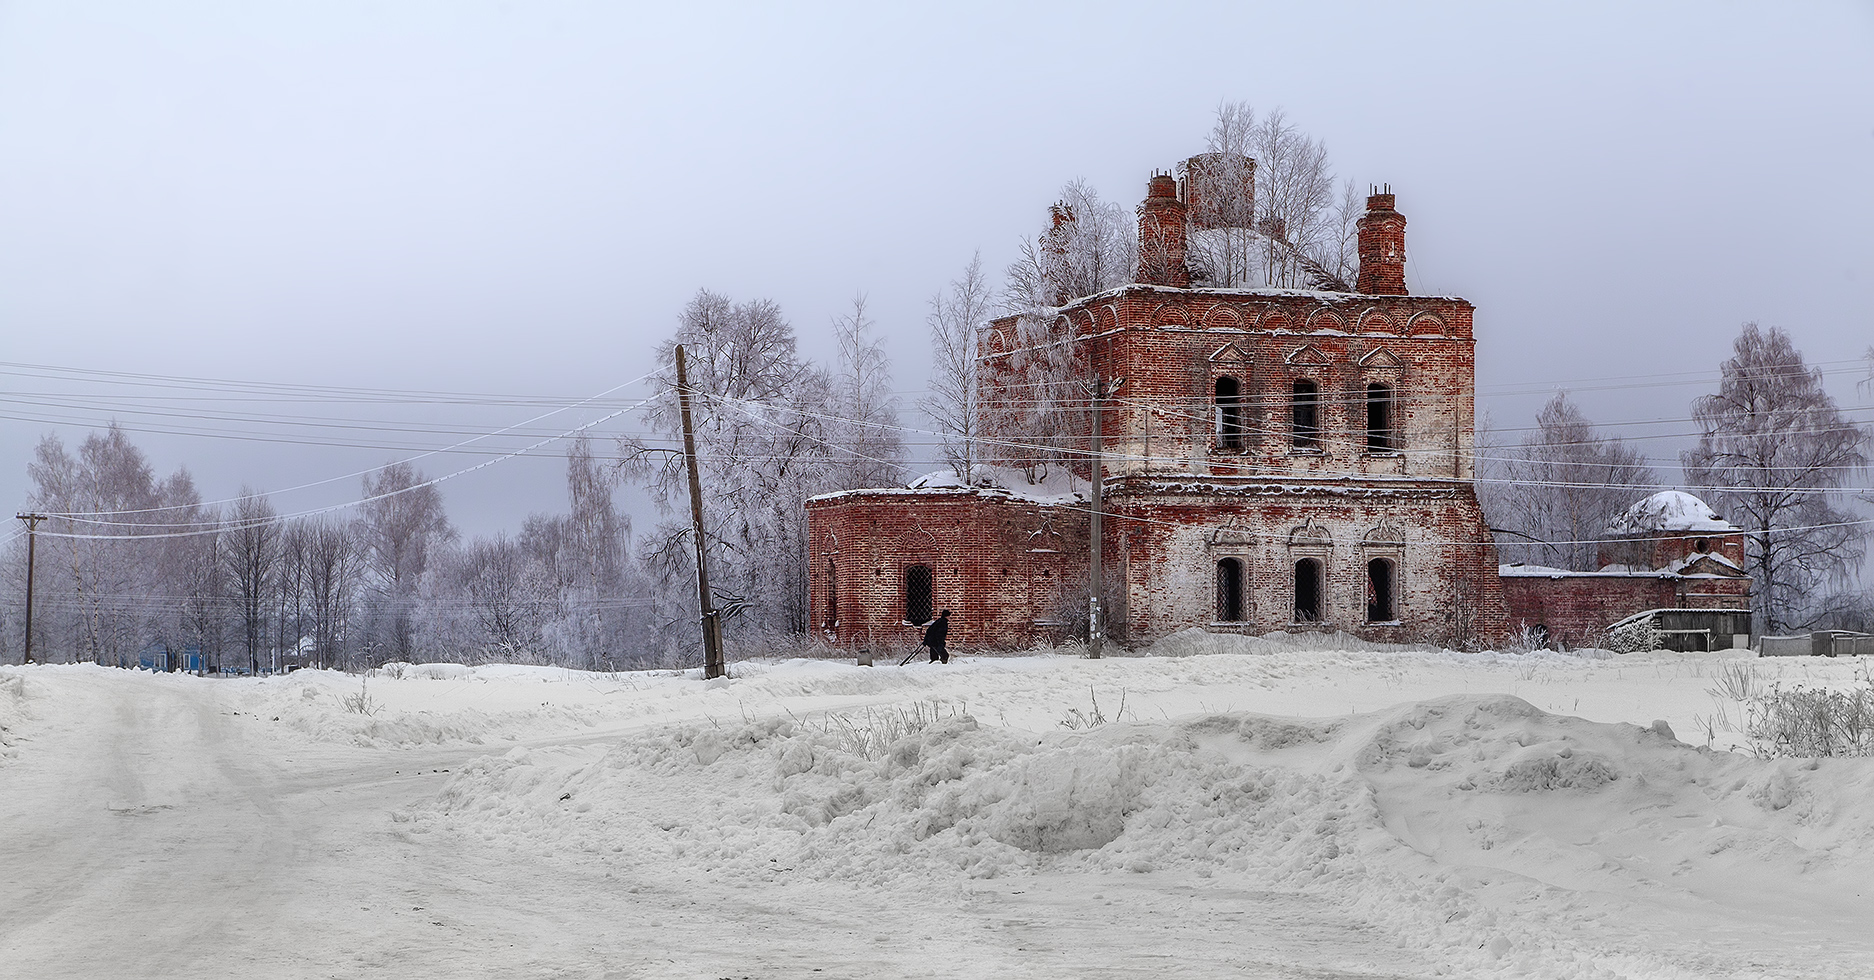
<box><xmin>807</xmin><ymin>157</ymin><xmax>1514</xmax><ymax>650</ymax></box>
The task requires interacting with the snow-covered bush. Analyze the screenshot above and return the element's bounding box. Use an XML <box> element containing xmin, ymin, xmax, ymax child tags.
<box><xmin>1744</xmin><ymin>667</ymin><xmax>1874</xmax><ymax>758</ymax></box>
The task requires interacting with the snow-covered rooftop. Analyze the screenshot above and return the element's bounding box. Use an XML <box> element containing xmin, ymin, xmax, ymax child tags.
<box><xmin>1605</xmin><ymin>490</ymin><xmax>1739</xmax><ymax>536</ymax></box>
<box><xmin>807</xmin><ymin>466</ymin><xmax>1085</xmax><ymax>507</ymax></box>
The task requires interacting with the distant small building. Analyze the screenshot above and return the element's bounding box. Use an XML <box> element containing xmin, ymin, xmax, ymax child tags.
<box><xmin>1500</xmin><ymin>491</ymin><xmax>1752</xmax><ymax>650</ymax></box>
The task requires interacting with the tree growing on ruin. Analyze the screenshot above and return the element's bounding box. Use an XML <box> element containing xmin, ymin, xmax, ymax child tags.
<box><xmin>1683</xmin><ymin>323</ymin><xmax>1869</xmax><ymax>633</ymax></box>
<box><xmin>828</xmin><ymin>293</ymin><xmax>906</xmax><ymax>490</ymax></box>
<box><xmin>923</xmin><ymin>252</ymin><xmax>993</xmax><ymax>481</ymax></box>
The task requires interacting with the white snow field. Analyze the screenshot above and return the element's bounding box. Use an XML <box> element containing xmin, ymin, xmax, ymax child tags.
<box><xmin>3</xmin><ymin>636</ymin><xmax>1872</xmax><ymax>979</ymax></box>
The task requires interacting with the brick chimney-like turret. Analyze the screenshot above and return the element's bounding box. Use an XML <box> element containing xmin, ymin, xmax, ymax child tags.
<box><xmin>1356</xmin><ymin>188</ymin><xmax>1407</xmax><ymax>295</ymax></box>
<box><xmin>1136</xmin><ymin>173</ymin><xmax>1189</xmax><ymax>288</ymax></box>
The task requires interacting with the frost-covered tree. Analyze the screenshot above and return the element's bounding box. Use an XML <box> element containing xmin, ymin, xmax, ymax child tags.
<box><xmin>621</xmin><ymin>289</ymin><xmax>833</xmax><ymax>647</ymax></box>
<box><xmin>554</xmin><ymin>435</ymin><xmax>633</xmax><ymax>667</ymax></box>
<box><xmin>1480</xmin><ymin>393</ymin><xmax>1658</xmax><ymax>571</ymax></box>
<box><xmin>1683</xmin><ymin>323</ymin><xmax>1869</xmax><ymax>632</ymax></box>
<box><xmin>828</xmin><ymin>294</ymin><xmax>905</xmax><ymax>489</ymax></box>
<box><xmin>992</xmin><ymin>185</ymin><xmax>1129</xmax><ymax>481</ymax></box>
<box><xmin>355</xmin><ymin>462</ymin><xmax>454</xmax><ymax>662</ymax></box>
<box><xmin>23</xmin><ymin>426</ymin><xmax>201</xmax><ymax>665</ymax></box>
<box><xmin>923</xmin><ymin>253</ymin><xmax>993</xmax><ymax>481</ymax></box>
<box><xmin>1005</xmin><ymin>179</ymin><xmax>1135</xmax><ymax>317</ymax></box>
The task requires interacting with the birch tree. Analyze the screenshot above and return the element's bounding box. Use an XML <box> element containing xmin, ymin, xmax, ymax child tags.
<box><xmin>620</xmin><ymin>289</ymin><xmax>831</xmax><ymax>644</ymax></box>
<box><xmin>1683</xmin><ymin>323</ymin><xmax>1869</xmax><ymax>632</ymax></box>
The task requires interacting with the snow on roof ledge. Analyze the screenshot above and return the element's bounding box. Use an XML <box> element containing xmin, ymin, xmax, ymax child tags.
<box><xmin>1605</xmin><ymin>491</ymin><xmax>1739</xmax><ymax>536</ymax></box>
<box><xmin>808</xmin><ymin>466</ymin><xmax>1086</xmax><ymax>506</ymax></box>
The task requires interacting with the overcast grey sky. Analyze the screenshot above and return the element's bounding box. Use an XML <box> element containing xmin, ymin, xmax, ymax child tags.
<box><xmin>3</xmin><ymin>1</ymin><xmax>1871</xmax><ymax>538</ymax></box>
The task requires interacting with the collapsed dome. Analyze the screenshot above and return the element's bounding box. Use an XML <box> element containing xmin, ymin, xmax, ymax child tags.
<box><xmin>1605</xmin><ymin>491</ymin><xmax>1739</xmax><ymax>536</ymax></box>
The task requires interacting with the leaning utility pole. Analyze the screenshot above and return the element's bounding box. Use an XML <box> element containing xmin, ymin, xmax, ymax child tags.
<box><xmin>15</xmin><ymin>513</ymin><xmax>44</xmax><ymax>664</ymax></box>
<box><xmin>1083</xmin><ymin>377</ymin><xmax>1123</xmax><ymax>660</ymax></box>
<box><xmin>674</xmin><ymin>346</ymin><xmax>726</xmax><ymax>679</ymax></box>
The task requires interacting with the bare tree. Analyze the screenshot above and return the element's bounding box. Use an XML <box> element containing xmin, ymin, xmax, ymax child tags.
<box><xmin>923</xmin><ymin>252</ymin><xmax>993</xmax><ymax>480</ymax></box>
<box><xmin>224</xmin><ymin>490</ymin><xmax>278</xmax><ymax>674</ymax></box>
<box><xmin>303</xmin><ymin>518</ymin><xmax>357</xmax><ymax>669</ymax></box>
<box><xmin>828</xmin><ymin>293</ymin><xmax>906</xmax><ymax>489</ymax></box>
<box><xmin>460</xmin><ymin>534</ymin><xmax>547</xmax><ymax>662</ymax></box>
<box><xmin>1005</xmin><ymin>179</ymin><xmax>1135</xmax><ymax>317</ymax></box>
<box><xmin>1185</xmin><ymin>100</ymin><xmax>1259</xmax><ymax>287</ymax></box>
<box><xmin>1683</xmin><ymin>323</ymin><xmax>1870</xmax><ymax>633</ymax></box>
<box><xmin>1481</xmin><ymin>392</ymin><xmax>1658</xmax><ymax>570</ymax></box>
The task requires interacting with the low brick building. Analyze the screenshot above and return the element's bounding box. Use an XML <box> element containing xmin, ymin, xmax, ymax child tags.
<box><xmin>807</xmin><ymin>155</ymin><xmax>1511</xmax><ymax>650</ymax></box>
<box><xmin>1499</xmin><ymin>491</ymin><xmax>1752</xmax><ymax>650</ymax></box>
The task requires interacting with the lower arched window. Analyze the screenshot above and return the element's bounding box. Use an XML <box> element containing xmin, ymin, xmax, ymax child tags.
<box><xmin>904</xmin><ymin>564</ymin><xmax>933</xmax><ymax>625</ymax></box>
<box><xmin>1294</xmin><ymin>558</ymin><xmax>1323</xmax><ymax>622</ymax></box>
<box><xmin>1216</xmin><ymin>558</ymin><xmax>1245</xmax><ymax>622</ymax></box>
<box><xmin>1366</xmin><ymin>558</ymin><xmax>1396</xmax><ymax>623</ymax></box>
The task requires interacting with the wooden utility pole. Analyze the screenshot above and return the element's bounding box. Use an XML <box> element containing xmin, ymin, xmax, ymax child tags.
<box><xmin>674</xmin><ymin>346</ymin><xmax>726</xmax><ymax>679</ymax></box>
<box><xmin>1083</xmin><ymin>377</ymin><xmax>1123</xmax><ymax>659</ymax></box>
<box><xmin>15</xmin><ymin>513</ymin><xmax>44</xmax><ymax>664</ymax></box>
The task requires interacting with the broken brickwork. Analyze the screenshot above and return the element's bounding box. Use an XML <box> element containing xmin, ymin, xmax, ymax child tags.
<box><xmin>808</xmin><ymin>162</ymin><xmax>1512</xmax><ymax>649</ymax></box>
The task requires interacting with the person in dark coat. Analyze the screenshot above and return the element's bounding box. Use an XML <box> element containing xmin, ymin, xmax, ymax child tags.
<box><xmin>922</xmin><ymin>609</ymin><xmax>951</xmax><ymax>663</ymax></box>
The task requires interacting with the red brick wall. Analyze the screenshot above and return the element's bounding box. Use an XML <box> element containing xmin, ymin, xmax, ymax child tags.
<box><xmin>1501</xmin><ymin>573</ymin><xmax>1752</xmax><ymax>647</ymax></box>
<box><xmin>1107</xmin><ymin>481</ymin><xmax>1506</xmax><ymax>645</ymax></box>
<box><xmin>806</xmin><ymin>489</ymin><xmax>1087</xmax><ymax>652</ymax></box>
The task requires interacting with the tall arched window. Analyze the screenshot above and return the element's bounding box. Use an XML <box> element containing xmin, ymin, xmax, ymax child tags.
<box><xmin>823</xmin><ymin>558</ymin><xmax>839</xmax><ymax>631</ymax></box>
<box><xmin>1365</xmin><ymin>383</ymin><xmax>1395</xmax><ymax>452</ymax></box>
<box><xmin>904</xmin><ymin>564</ymin><xmax>933</xmax><ymax>625</ymax></box>
<box><xmin>1291</xmin><ymin>379</ymin><xmax>1320</xmax><ymax>450</ymax></box>
<box><xmin>1294</xmin><ymin>558</ymin><xmax>1323</xmax><ymax>622</ymax></box>
<box><xmin>1215</xmin><ymin>376</ymin><xmax>1244</xmax><ymax>449</ymax></box>
<box><xmin>1366</xmin><ymin>558</ymin><xmax>1396</xmax><ymax>622</ymax></box>
<box><xmin>1215</xmin><ymin>558</ymin><xmax>1245</xmax><ymax>622</ymax></box>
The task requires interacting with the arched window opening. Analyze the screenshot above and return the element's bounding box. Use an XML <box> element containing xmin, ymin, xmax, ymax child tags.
<box><xmin>1215</xmin><ymin>376</ymin><xmax>1244</xmax><ymax>449</ymax></box>
<box><xmin>1365</xmin><ymin>383</ymin><xmax>1395</xmax><ymax>452</ymax></box>
<box><xmin>1215</xmin><ymin>558</ymin><xmax>1245</xmax><ymax>622</ymax></box>
<box><xmin>823</xmin><ymin>558</ymin><xmax>839</xmax><ymax>631</ymax></box>
<box><xmin>1693</xmin><ymin>538</ymin><xmax>1711</xmax><ymax>554</ymax></box>
<box><xmin>1366</xmin><ymin>558</ymin><xmax>1396</xmax><ymax>623</ymax></box>
<box><xmin>1294</xmin><ymin>558</ymin><xmax>1323</xmax><ymax>622</ymax></box>
<box><xmin>1291</xmin><ymin>380</ymin><xmax>1320</xmax><ymax>450</ymax></box>
<box><xmin>904</xmin><ymin>564</ymin><xmax>933</xmax><ymax>625</ymax></box>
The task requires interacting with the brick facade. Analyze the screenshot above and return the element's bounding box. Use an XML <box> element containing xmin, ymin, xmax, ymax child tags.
<box><xmin>1501</xmin><ymin>570</ymin><xmax>1752</xmax><ymax>649</ymax></box>
<box><xmin>807</xmin><ymin>164</ymin><xmax>1514</xmax><ymax>650</ymax></box>
<box><xmin>806</xmin><ymin>488</ymin><xmax>1087</xmax><ymax>651</ymax></box>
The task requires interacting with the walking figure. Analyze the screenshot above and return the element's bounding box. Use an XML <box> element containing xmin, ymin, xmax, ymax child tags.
<box><xmin>923</xmin><ymin>609</ymin><xmax>951</xmax><ymax>664</ymax></box>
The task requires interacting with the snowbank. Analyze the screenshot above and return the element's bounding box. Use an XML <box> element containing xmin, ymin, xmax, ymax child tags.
<box><xmin>415</xmin><ymin>687</ymin><xmax>1874</xmax><ymax>977</ymax></box>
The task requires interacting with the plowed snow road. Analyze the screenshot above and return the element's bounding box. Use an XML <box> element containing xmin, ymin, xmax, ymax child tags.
<box><xmin>0</xmin><ymin>669</ymin><xmax>1429</xmax><ymax>979</ymax></box>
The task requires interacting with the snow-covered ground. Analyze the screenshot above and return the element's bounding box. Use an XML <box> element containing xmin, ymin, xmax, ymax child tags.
<box><xmin>3</xmin><ymin>636</ymin><xmax>1872</xmax><ymax>979</ymax></box>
